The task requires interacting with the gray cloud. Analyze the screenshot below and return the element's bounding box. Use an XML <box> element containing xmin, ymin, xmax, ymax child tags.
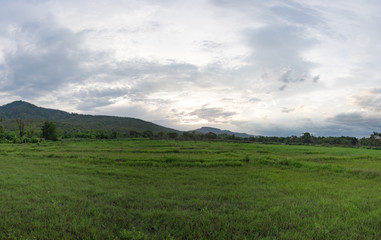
<box><xmin>324</xmin><ymin>112</ymin><xmax>381</xmax><ymax>136</ymax></box>
<box><xmin>246</xmin><ymin>24</ymin><xmax>316</xmax><ymax>71</ymax></box>
<box><xmin>198</xmin><ymin>40</ymin><xmax>222</xmax><ymax>50</ymax></box>
<box><xmin>270</xmin><ymin>1</ymin><xmax>321</xmax><ymax>26</ymax></box>
<box><xmin>107</xmin><ymin>61</ymin><xmax>200</xmax><ymax>101</ymax></box>
<box><xmin>0</xmin><ymin>0</ymin><xmax>202</xmax><ymax>111</ymax></box>
<box><xmin>0</xmin><ymin>14</ymin><xmax>201</xmax><ymax>110</ymax></box>
<box><xmin>70</xmin><ymin>59</ymin><xmax>200</xmax><ymax>110</ymax></box>
<box><xmin>248</xmin><ymin>97</ymin><xmax>261</xmax><ymax>103</ymax></box>
<box><xmin>281</xmin><ymin>107</ymin><xmax>295</xmax><ymax>113</ymax></box>
<box><xmin>188</xmin><ymin>107</ymin><xmax>236</xmax><ymax>122</ymax></box>
<box><xmin>328</xmin><ymin>112</ymin><xmax>368</xmax><ymax>125</ymax></box>
<box><xmin>0</xmin><ymin>20</ymin><xmax>90</xmax><ymax>98</ymax></box>
<box><xmin>111</xmin><ymin>60</ymin><xmax>199</xmax><ymax>80</ymax></box>
<box><xmin>280</xmin><ymin>69</ymin><xmax>307</xmax><ymax>83</ymax></box>
<box><xmin>236</xmin><ymin>116</ymin><xmax>373</xmax><ymax>137</ymax></box>
<box><xmin>241</xmin><ymin>3</ymin><xmax>321</xmax><ymax>93</ymax></box>
<box><xmin>0</xmin><ymin>0</ymin><xmax>380</xmax><ymax>138</ymax></box>
<box><xmin>75</xmin><ymin>88</ymin><xmax>128</xmax><ymax>111</ymax></box>
<box><xmin>350</xmin><ymin>89</ymin><xmax>381</xmax><ymax>112</ymax></box>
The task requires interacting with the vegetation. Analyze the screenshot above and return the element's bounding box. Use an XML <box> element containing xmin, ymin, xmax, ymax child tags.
<box><xmin>3</xmin><ymin>101</ymin><xmax>381</xmax><ymax>238</ymax></box>
<box><xmin>2</xmin><ymin>101</ymin><xmax>381</xmax><ymax>147</ymax></box>
<box><xmin>0</xmin><ymin>101</ymin><xmax>178</xmax><ymax>136</ymax></box>
<box><xmin>1</xmin><ymin>139</ymin><xmax>381</xmax><ymax>239</ymax></box>
<box><xmin>16</xmin><ymin>119</ymin><xmax>25</xmax><ymax>137</ymax></box>
<box><xmin>41</xmin><ymin>121</ymin><xmax>57</xmax><ymax>141</ymax></box>
<box><xmin>1</xmin><ymin>116</ymin><xmax>381</xmax><ymax>147</ymax></box>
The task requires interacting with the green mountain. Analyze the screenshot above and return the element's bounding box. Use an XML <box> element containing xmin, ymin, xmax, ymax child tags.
<box><xmin>0</xmin><ymin>101</ymin><xmax>179</xmax><ymax>136</ymax></box>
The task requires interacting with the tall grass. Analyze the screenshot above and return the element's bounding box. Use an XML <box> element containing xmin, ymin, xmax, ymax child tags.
<box><xmin>0</xmin><ymin>140</ymin><xmax>381</xmax><ymax>239</ymax></box>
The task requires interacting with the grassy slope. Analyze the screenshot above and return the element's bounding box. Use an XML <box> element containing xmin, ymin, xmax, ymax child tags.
<box><xmin>1</xmin><ymin>141</ymin><xmax>381</xmax><ymax>239</ymax></box>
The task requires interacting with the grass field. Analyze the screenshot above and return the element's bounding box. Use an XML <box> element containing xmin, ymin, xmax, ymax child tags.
<box><xmin>1</xmin><ymin>140</ymin><xmax>381</xmax><ymax>239</ymax></box>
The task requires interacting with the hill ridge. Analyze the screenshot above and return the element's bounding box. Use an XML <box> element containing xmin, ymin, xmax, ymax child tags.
<box><xmin>194</xmin><ymin>126</ymin><xmax>254</xmax><ymax>138</ymax></box>
<box><xmin>0</xmin><ymin>101</ymin><xmax>178</xmax><ymax>134</ymax></box>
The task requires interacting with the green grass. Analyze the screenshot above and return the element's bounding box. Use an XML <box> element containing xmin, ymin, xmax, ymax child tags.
<box><xmin>1</xmin><ymin>140</ymin><xmax>381</xmax><ymax>239</ymax></box>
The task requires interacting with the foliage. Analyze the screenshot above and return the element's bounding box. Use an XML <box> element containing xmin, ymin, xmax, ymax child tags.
<box><xmin>16</xmin><ymin>119</ymin><xmax>25</xmax><ymax>137</ymax></box>
<box><xmin>41</xmin><ymin>121</ymin><xmax>57</xmax><ymax>141</ymax></box>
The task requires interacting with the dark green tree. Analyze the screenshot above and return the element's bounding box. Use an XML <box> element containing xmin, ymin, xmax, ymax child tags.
<box><xmin>370</xmin><ymin>132</ymin><xmax>381</xmax><ymax>146</ymax></box>
<box><xmin>301</xmin><ymin>132</ymin><xmax>312</xmax><ymax>144</ymax></box>
<box><xmin>42</xmin><ymin>121</ymin><xmax>57</xmax><ymax>141</ymax></box>
<box><xmin>167</xmin><ymin>132</ymin><xmax>178</xmax><ymax>139</ymax></box>
<box><xmin>205</xmin><ymin>132</ymin><xmax>217</xmax><ymax>140</ymax></box>
<box><xmin>16</xmin><ymin>119</ymin><xmax>25</xmax><ymax>137</ymax></box>
<box><xmin>0</xmin><ymin>118</ymin><xmax>4</xmax><ymax>139</ymax></box>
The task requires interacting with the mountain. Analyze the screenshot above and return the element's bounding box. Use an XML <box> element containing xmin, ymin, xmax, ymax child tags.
<box><xmin>0</xmin><ymin>100</ymin><xmax>178</xmax><ymax>134</ymax></box>
<box><xmin>0</xmin><ymin>101</ymin><xmax>71</xmax><ymax>120</ymax></box>
<box><xmin>194</xmin><ymin>127</ymin><xmax>254</xmax><ymax>138</ymax></box>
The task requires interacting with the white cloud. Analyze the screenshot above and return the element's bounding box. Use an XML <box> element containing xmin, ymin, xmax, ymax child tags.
<box><xmin>49</xmin><ymin>0</ymin><xmax>253</xmax><ymax>68</ymax></box>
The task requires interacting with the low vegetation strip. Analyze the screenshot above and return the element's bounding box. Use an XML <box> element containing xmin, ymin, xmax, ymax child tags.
<box><xmin>1</xmin><ymin>140</ymin><xmax>381</xmax><ymax>239</ymax></box>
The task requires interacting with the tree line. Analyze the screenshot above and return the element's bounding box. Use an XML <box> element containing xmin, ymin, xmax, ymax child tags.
<box><xmin>0</xmin><ymin>119</ymin><xmax>57</xmax><ymax>143</ymax></box>
<box><xmin>154</xmin><ymin>131</ymin><xmax>381</xmax><ymax>147</ymax></box>
<box><xmin>69</xmin><ymin>129</ymin><xmax>381</xmax><ymax>148</ymax></box>
<box><xmin>2</xmin><ymin>118</ymin><xmax>381</xmax><ymax>147</ymax></box>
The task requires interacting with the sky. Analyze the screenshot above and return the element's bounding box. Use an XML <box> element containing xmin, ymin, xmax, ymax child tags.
<box><xmin>0</xmin><ymin>0</ymin><xmax>381</xmax><ymax>137</ymax></box>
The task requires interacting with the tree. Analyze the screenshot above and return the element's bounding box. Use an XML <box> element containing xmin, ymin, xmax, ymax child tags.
<box><xmin>370</xmin><ymin>132</ymin><xmax>381</xmax><ymax>146</ymax></box>
<box><xmin>42</xmin><ymin>121</ymin><xmax>57</xmax><ymax>141</ymax></box>
<box><xmin>0</xmin><ymin>118</ymin><xmax>3</xmax><ymax>138</ymax></box>
<box><xmin>301</xmin><ymin>132</ymin><xmax>312</xmax><ymax>144</ymax></box>
<box><xmin>167</xmin><ymin>132</ymin><xmax>178</xmax><ymax>139</ymax></box>
<box><xmin>110</xmin><ymin>130</ymin><xmax>117</xmax><ymax>139</ymax></box>
<box><xmin>205</xmin><ymin>132</ymin><xmax>217</xmax><ymax>140</ymax></box>
<box><xmin>16</xmin><ymin>119</ymin><xmax>25</xmax><ymax>137</ymax></box>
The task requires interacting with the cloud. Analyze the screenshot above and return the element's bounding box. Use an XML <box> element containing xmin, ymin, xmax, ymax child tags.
<box><xmin>54</xmin><ymin>59</ymin><xmax>202</xmax><ymax>112</ymax></box>
<box><xmin>279</xmin><ymin>85</ymin><xmax>287</xmax><ymax>91</ymax></box>
<box><xmin>270</xmin><ymin>1</ymin><xmax>321</xmax><ymax>26</ymax></box>
<box><xmin>349</xmin><ymin>89</ymin><xmax>381</xmax><ymax>112</ymax></box>
<box><xmin>327</xmin><ymin>112</ymin><xmax>381</xmax><ymax>136</ymax></box>
<box><xmin>281</xmin><ymin>107</ymin><xmax>295</xmax><ymax>113</ymax></box>
<box><xmin>328</xmin><ymin>112</ymin><xmax>369</xmax><ymax>125</ymax></box>
<box><xmin>0</xmin><ymin>20</ymin><xmax>91</xmax><ymax>98</ymax></box>
<box><xmin>0</xmin><ymin>12</ymin><xmax>202</xmax><ymax>108</ymax></box>
<box><xmin>74</xmin><ymin>87</ymin><xmax>128</xmax><ymax>111</ymax></box>
<box><xmin>198</xmin><ymin>40</ymin><xmax>222</xmax><ymax>50</ymax></box>
<box><xmin>0</xmin><ymin>0</ymin><xmax>381</xmax><ymax>138</ymax></box>
<box><xmin>279</xmin><ymin>68</ymin><xmax>306</xmax><ymax>83</ymax></box>
<box><xmin>239</xmin><ymin>2</ymin><xmax>323</xmax><ymax>95</ymax></box>
<box><xmin>246</xmin><ymin>23</ymin><xmax>316</xmax><ymax>72</ymax></box>
<box><xmin>235</xmin><ymin>116</ymin><xmax>373</xmax><ymax>137</ymax></box>
<box><xmin>188</xmin><ymin>106</ymin><xmax>236</xmax><ymax>122</ymax></box>
<box><xmin>248</xmin><ymin>97</ymin><xmax>261</xmax><ymax>103</ymax></box>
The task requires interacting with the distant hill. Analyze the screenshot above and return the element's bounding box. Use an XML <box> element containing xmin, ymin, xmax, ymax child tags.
<box><xmin>194</xmin><ymin>127</ymin><xmax>254</xmax><ymax>138</ymax></box>
<box><xmin>0</xmin><ymin>101</ymin><xmax>179</xmax><ymax>135</ymax></box>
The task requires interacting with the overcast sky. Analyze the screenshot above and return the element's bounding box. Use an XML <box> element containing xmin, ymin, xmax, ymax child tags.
<box><xmin>1</xmin><ymin>0</ymin><xmax>381</xmax><ymax>136</ymax></box>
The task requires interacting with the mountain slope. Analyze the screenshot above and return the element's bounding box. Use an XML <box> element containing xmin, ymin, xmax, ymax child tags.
<box><xmin>194</xmin><ymin>127</ymin><xmax>254</xmax><ymax>138</ymax></box>
<box><xmin>0</xmin><ymin>101</ymin><xmax>178</xmax><ymax>134</ymax></box>
<box><xmin>0</xmin><ymin>101</ymin><xmax>70</xmax><ymax>120</ymax></box>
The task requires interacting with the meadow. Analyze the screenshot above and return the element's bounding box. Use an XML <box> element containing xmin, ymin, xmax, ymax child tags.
<box><xmin>1</xmin><ymin>140</ymin><xmax>381</xmax><ymax>239</ymax></box>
